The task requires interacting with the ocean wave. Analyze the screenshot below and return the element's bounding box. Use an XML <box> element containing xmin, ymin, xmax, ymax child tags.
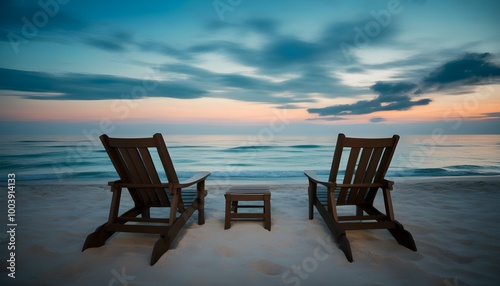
<box><xmin>17</xmin><ymin>140</ymin><xmax>64</xmax><ymax>143</ymax></box>
<box><xmin>169</xmin><ymin>145</ymin><xmax>212</xmax><ymax>149</ymax></box>
<box><xmin>2</xmin><ymin>167</ymin><xmax>499</xmax><ymax>183</ymax></box>
<box><xmin>226</xmin><ymin>145</ymin><xmax>277</xmax><ymax>151</ymax></box>
<box><xmin>290</xmin><ymin>145</ymin><xmax>324</xmax><ymax>149</ymax></box>
<box><xmin>388</xmin><ymin>167</ymin><xmax>500</xmax><ymax>177</ymax></box>
<box><xmin>224</xmin><ymin>144</ymin><xmax>326</xmax><ymax>152</ymax></box>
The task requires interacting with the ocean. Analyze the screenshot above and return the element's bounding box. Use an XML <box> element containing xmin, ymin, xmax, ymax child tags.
<box><xmin>1</xmin><ymin>134</ymin><xmax>499</xmax><ymax>185</ymax></box>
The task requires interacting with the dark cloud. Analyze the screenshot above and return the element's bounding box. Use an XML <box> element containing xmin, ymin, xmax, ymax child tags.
<box><xmin>159</xmin><ymin>63</ymin><xmax>320</xmax><ymax>104</ymax></box>
<box><xmin>371</xmin><ymin>81</ymin><xmax>417</xmax><ymax>98</ymax></box>
<box><xmin>422</xmin><ymin>52</ymin><xmax>500</xmax><ymax>89</ymax></box>
<box><xmin>85</xmin><ymin>37</ymin><xmax>127</xmax><ymax>52</ymax></box>
<box><xmin>482</xmin><ymin>112</ymin><xmax>500</xmax><ymax>119</ymax></box>
<box><xmin>370</xmin><ymin>117</ymin><xmax>386</xmax><ymax>123</ymax></box>
<box><xmin>0</xmin><ymin>68</ymin><xmax>207</xmax><ymax>100</ymax></box>
<box><xmin>262</xmin><ymin>38</ymin><xmax>321</xmax><ymax>66</ymax></box>
<box><xmin>3</xmin><ymin>14</ymin><xmax>399</xmax><ymax>107</ymax></box>
<box><xmin>307</xmin><ymin>116</ymin><xmax>347</xmax><ymax>121</ymax></box>
<box><xmin>308</xmin><ymin>52</ymin><xmax>500</xmax><ymax>120</ymax></box>
<box><xmin>308</xmin><ymin>80</ymin><xmax>429</xmax><ymax>118</ymax></box>
<box><xmin>187</xmin><ymin>16</ymin><xmax>401</xmax><ymax>75</ymax></box>
<box><xmin>0</xmin><ymin>0</ymin><xmax>87</xmax><ymax>41</ymax></box>
<box><xmin>83</xmin><ymin>30</ymin><xmax>136</xmax><ymax>52</ymax></box>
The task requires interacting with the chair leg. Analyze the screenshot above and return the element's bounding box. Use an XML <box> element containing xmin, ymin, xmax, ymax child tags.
<box><xmin>313</xmin><ymin>198</ymin><xmax>353</xmax><ymax>262</ymax></box>
<box><xmin>388</xmin><ymin>221</ymin><xmax>417</xmax><ymax>251</ymax></box>
<box><xmin>169</xmin><ymin>190</ymin><xmax>180</xmax><ymax>225</ymax></box>
<box><xmin>151</xmin><ymin>235</ymin><xmax>174</xmax><ymax>266</ymax></box>
<box><xmin>338</xmin><ymin>234</ymin><xmax>354</xmax><ymax>262</ymax></box>
<box><xmin>308</xmin><ymin>182</ymin><xmax>317</xmax><ymax>220</ymax></box>
<box><xmin>82</xmin><ymin>207</ymin><xmax>142</xmax><ymax>251</ymax></box>
<box><xmin>197</xmin><ymin>181</ymin><xmax>205</xmax><ymax>225</ymax></box>
<box><xmin>264</xmin><ymin>194</ymin><xmax>271</xmax><ymax>231</ymax></box>
<box><xmin>150</xmin><ymin>203</ymin><xmax>197</xmax><ymax>265</ymax></box>
<box><xmin>83</xmin><ymin>187</ymin><xmax>121</xmax><ymax>250</ymax></box>
<box><xmin>82</xmin><ymin>223</ymin><xmax>115</xmax><ymax>250</ymax></box>
<box><xmin>224</xmin><ymin>194</ymin><xmax>231</xmax><ymax>230</ymax></box>
<box><xmin>382</xmin><ymin>188</ymin><xmax>417</xmax><ymax>251</ymax></box>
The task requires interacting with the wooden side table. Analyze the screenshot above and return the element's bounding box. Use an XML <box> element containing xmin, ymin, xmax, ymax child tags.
<box><xmin>224</xmin><ymin>186</ymin><xmax>271</xmax><ymax>231</ymax></box>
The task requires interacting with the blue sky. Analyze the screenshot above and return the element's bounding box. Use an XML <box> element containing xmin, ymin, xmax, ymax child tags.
<box><xmin>1</xmin><ymin>0</ymin><xmax>500</xmax><ymax>136</ymax></box>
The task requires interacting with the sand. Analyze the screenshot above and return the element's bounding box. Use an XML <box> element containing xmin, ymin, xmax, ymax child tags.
<box><xmin>1</xmin><ymin>176</ymin><xmax>500</xmax><ymax>285</ymax></box>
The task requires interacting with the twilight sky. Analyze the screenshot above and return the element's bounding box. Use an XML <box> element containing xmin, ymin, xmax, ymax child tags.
<box><xmin>1</xmin><ymin>0</ymin><xmax>500</xmax><ymax>135</ymax></box>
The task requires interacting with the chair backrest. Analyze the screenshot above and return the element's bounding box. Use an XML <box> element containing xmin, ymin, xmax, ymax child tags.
<box><xmin>100</xmin><ymin>133</ymin><xmax>178</xmax><ymax>207</ymax></box>
<box><xmin>329</xmin><ymin>133</ymin><xmax>399</xmax><ymax>205</ymax></box>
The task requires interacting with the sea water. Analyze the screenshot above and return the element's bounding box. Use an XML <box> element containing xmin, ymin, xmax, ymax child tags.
<box><xmin>0</xmin><ymin>134</ymin><xmax>499</xmax><ymax>184</ymax></box>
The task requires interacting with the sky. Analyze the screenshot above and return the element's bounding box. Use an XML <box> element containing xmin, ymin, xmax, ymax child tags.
<box><xmin>1</xmin><ymin>0</ymin><xmax>500</xmax><ymax>136</ymax></box>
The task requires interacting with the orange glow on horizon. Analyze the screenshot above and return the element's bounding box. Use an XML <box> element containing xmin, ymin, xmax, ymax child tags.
<box><xmin>2</xmin><ymin>85</ymin><xmax>499</xmax><ymax>125</ymax></box>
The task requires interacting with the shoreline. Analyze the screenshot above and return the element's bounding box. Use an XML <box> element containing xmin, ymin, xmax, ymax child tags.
<box><xmin>14</xmin><ymin>174</ymin><xmax>500</xmax><ymax>187</ymax></box>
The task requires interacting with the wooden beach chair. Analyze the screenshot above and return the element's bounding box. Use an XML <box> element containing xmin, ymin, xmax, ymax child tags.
<box><xmin>304</xmin><ymin>133</ymin><xmax>416</xmax><ymax>262</ymax></box>
<box><xmin>82</xmin><ymin>133</ymin><xmax>210</xmax><ymax>265</ymax></box>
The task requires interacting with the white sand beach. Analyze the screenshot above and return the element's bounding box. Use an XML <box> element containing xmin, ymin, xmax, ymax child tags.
<box><xmin>1</xmin><ymin>176</ymin><xmax>500</xmax><ymax>285</ymax></box>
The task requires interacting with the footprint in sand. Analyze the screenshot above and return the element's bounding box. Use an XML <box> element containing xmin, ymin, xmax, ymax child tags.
<box><xmin>250</xmin><ymin>259</ymin><xmax>285</xmax><ymax>276</ymax></box>
<box><xmin>216</xmin><ymin>246</ymin><xmax>236</xmax><ymax>257</ymax></box>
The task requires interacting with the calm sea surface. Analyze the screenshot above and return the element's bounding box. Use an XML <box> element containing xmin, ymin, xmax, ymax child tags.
<box><xmin>1</xmin><ymin>134</ymin><xmax>499</xmax><ymax>184</ymax></box>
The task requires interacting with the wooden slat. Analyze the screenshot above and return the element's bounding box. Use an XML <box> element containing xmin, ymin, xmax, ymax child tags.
<box><xmin>107</xmin><ymin>224</ymin><xmax>168</xmax><ymax>234</ymax></box>
<box><xmin>117</xmin><ymin>217</ymin><xmax>170</xmax><ymax>223</ymax></box>
<box><xmin>154</xmin><ymin>133</ymin><xmax>179</xmax><ymax>184</ymax></box>
<box><xmin>106</xmin><ymin>137</ymin><xmax>156</xmax><ymax>148</ymax></box>
<box><xmin>116</xmin><ymin>149</ymin><xmax>143</xmax><ymax>204</ymax></box>
<box><xmin>127</xmin><ymin>147</ymin><xmax>162</xmax><ymax>206</ymax></box>
<box><xmin>230</xmin><ymin>205</ymin><xmax>265</xmax><ymax>208</ymax></box>
<box><xmin>139</xmin><ymin>147</ymin><xmax>170</xmax><ymax>206</ymax></box>
<box><xmin>347</xmin><ymin>147</ymin><xmax>373</xmax><ymax>204</ymax></box>
<box><xmin>344</xmin><ymin>147</ymin><xmax>360</xmax><ymax>184</ymax></box>
<box><xmin>328</xmin><ymin>133</ymin><xmax>345</xmax><ymax>183</ymax></box>
<box><xmin>364</xmin><ymin>147</ymin><xmax>383</xmax><ymax>183</ymax></box>
<box><xmin>338</xmin><ymin>214</ymin><xmax>386</xmax><ymax>221</ymax></box>
<box><xmin>356</xmin><ymin>147</ymin><xmax>383</xmax><ymax>204</ymax></box>
<box><xmin>343</xmin><ymin>137</ymin><xmax>396</xmax><ymax>148</ymax></box>
<box><xmin>230</xmin><ymin>213</ymin><xmax>265</xmax><ymax>219</ymax></box>
<box><xmin>120</xmin><ymin>147</ymin><xmax>150</xmax><ymax>205</ymax></box>
<box><xmin>338</xmin><ymin>147</ymin><xmax>360</xmax><ymax>204</ymax></box>
<box><xmin>341</xmin><ymin>221</ymin><xmax>395</xmax><ymax>230</ymax></box>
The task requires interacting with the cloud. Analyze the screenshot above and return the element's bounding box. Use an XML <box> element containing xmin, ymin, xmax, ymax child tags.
<box><xmin>308</xmin><ymin>52</ymin><xmax>500</xmax><ymax>120</ymax></box>
<box><xmin>482</xmin><ymin>112</ymin><xmax>500</xmax><ymax>119</ymax></box>
<box><xmin>85</xmin><ymin>38</ymin><xmax>126</xmax><ymax>52</ymax></box>
<box><xmin>192</xmin><ymin>16</ymin><xmax>400</xmax><ymax>75</ymax></box>
<box><xmin>308</xmin><ymin>80</ymin><xmax>430</xmax><ymax>117</ymax></box>
<box><xmin>422</xmin><ymin>52</ymin><xmax>500</xmax><ymax>90</ymax></box>
<box><xmin>0</xmin><ymin>0</ymin><xmax>87</xmax><ymax>39</ymax></box>
<box><xmin>371</xmin><ymin>81</ymin><xmax>417</xmax><ymax>99</ymax></box>
<box><xmin>2</xmin><ymin>14</ymin><xmax>400</xmax><ymax>107</ymax></box>
<box><xmin>84</xmin><ymin>30</ymin><xmax>134</xmax><ymax>51</ymax></box>
<box><xmin>206</xmin><ymin>18</ymin><xmax>279</xmax><ymax>37</ymax></box>
<box><xmin>0</xmin><ymin>68</ymin><xmax>207</xmax><ymax>100</ymax></box>
<box><xmin>307</xmin><ymin>116</ymin><xmax>347</xmax><ymax>121</ymax></box>
<box><xmin>370</xmin><ymin>117</ymin><xmax>386</xmax><ymax>123</ymax></box>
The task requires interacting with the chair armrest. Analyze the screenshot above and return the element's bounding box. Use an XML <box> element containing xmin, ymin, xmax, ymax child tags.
<box><xmin>107</xmin><ymin>172</ymin><xmax>211</xmax><ymax>190</ymax></box>
<box><xmin>177</xmin><ymin>171</ymin><xmax>211</xmax><ymax>188</ymax></box>
<box><xmin>382</xmin><ymin>179</ymin><xmax>394</xmax><ymax>190</ymax></box>
<box><xmin>304</xmin><ymin>170</ymin><xmax>335</xmax><ymax>188</ymax></box>
<box><xmin>107</xmin><ymin>180</ymin><xmax>171</xmax><ymax>189</ymax></box>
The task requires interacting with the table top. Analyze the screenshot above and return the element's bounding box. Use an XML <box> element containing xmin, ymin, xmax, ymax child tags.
<box><xmin>227</xmin><ymin>185</ymin><xmax>271</xmax><ymax>194</ymax></box>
